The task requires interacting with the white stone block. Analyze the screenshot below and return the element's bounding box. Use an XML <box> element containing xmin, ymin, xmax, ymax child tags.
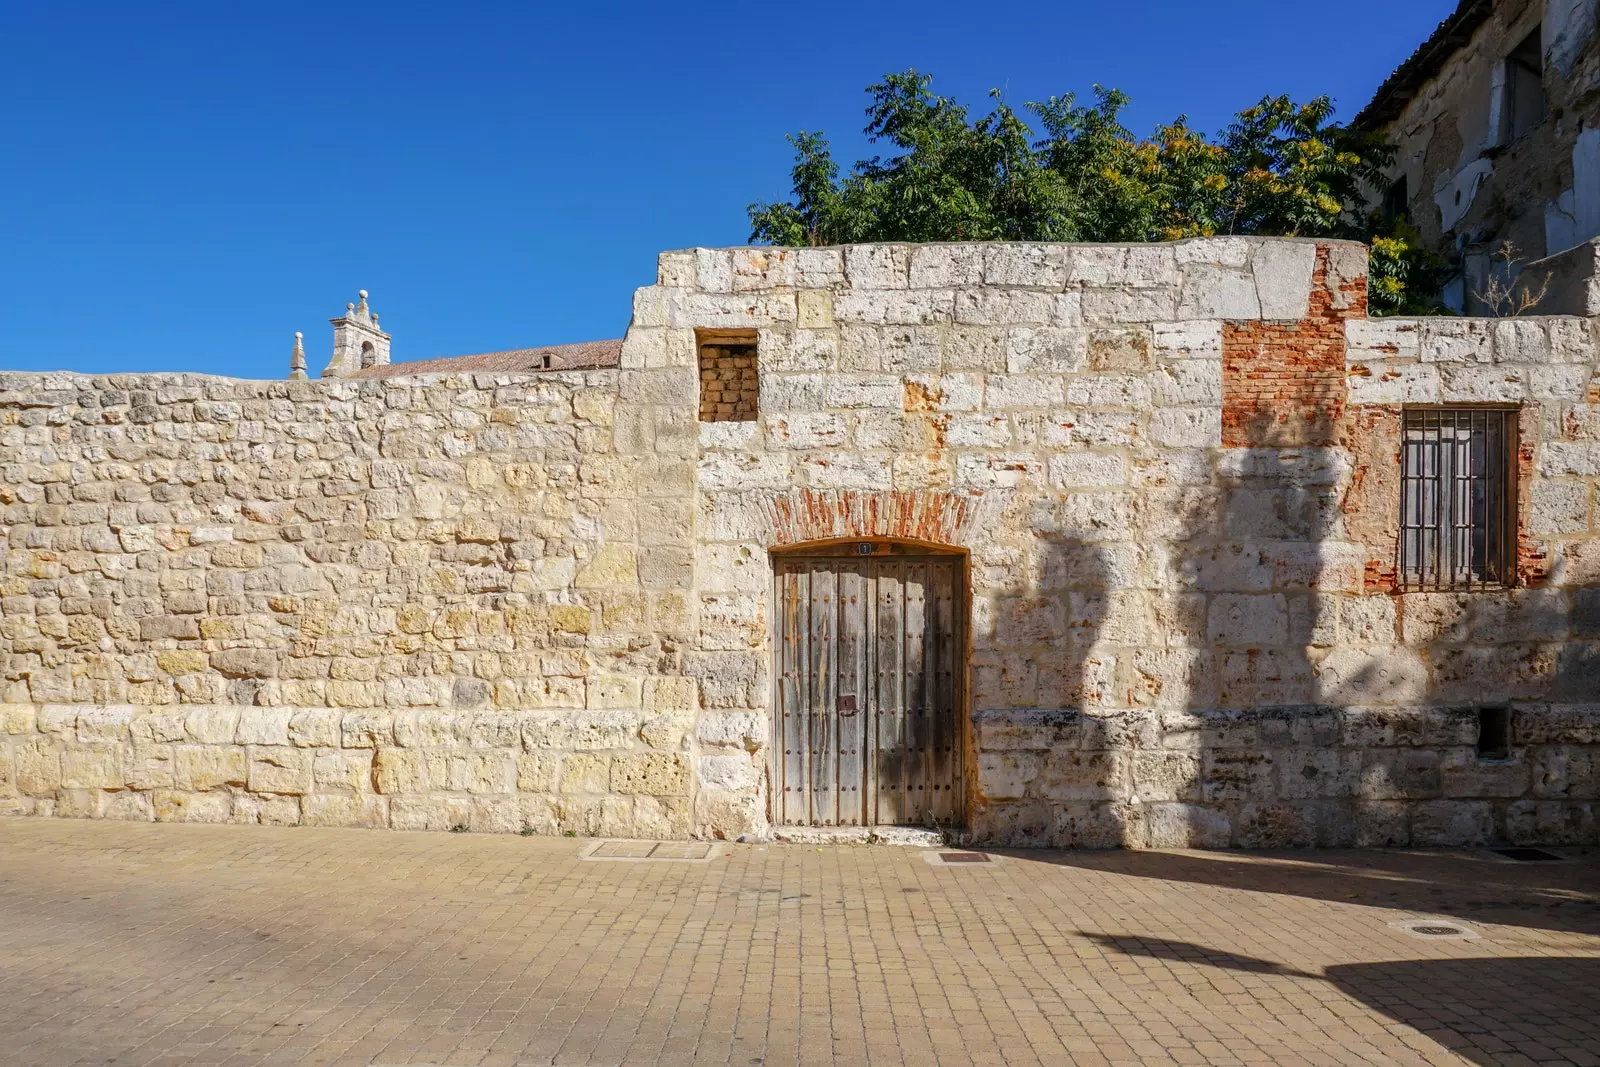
<box><xmin>1251</xmin><ymin>241</ymin><xmax>1317</xmax><ymax>319</ymax></box>
<box><xmin>1150</xmin><ymin>360</ymin><xmax>1222</xmax><ymax>406</ymax></box>
<box><xmin>799</xmin><ymin>452</ymin><xmax>893</xmax><ymax>490</ymax></box>
<box><xmin>1048</xmin><ymin>453</ymin><xmax>1127</xmax><ymax>489</ymax></box>
<box><xmin>1494</xmin><ymin>318</ymin><xmax>1553</xmax><ymax>363</ymax></box>
<box><xmin>944</xmin><ymin>414</ymin><xmax>1013</xmax><ymax>448</ymax></box>
<box><xmin>909</xmin><ymin>245</ymin><xmax>982</xmax><ymax>289</ymax></box>
<box><xmin>1174</xmin><ymin>237</ymin><xmax>1252</xmax><ymax>268</ymax></box>
<box><xmin>1438</xmin><ymin>363</ymin><xmax>1528</xmax><ymax>402</ymax></box>
<box><xmin>1150</xmin><ymin>407</ymin><xmax>1221</xmax><ymax>448</ymax></box>
<box><xmin>844</xmin><ymin>245</ymin><xmax>910</xmax><ymax>289</ymax></box>
<box><xmin>1346</xmin><ymin>363</ymin><xmax>1439</xmax><ymax>405</ymax></box>
<box><xmin>1529</xmin><ymin>480</ymin><xmax>1592</xmax><ymax>533</ymax></box>
<box><xmin>833</xmin><ymin>290</ymin><xmax>953</xmax><ymax>325</ymax></box>
<box><xmin>955</xmin><ymin>453</ymin><xmax>1045</xmax><ymax>488</ymax></box>
<box><xmin>1206</xmin><ymin>593</ymin><xmax>1289</xmax><ymax>645</ymax></box>
<box><xmin>1177</xmin><ymin>267</ymin><xmax>1260</xmax><ymax>320</ymax></box>
<box><xmin>1082</xmin><ymin>287</ymin><xmax>1180</xmax><ymax>324</ymax></box>
<box><xmin>986</xmin><ymin>375</ymin><xmax>1065</xmax><ymax>409</ymax></box>
<box><xmin>1007</xmin><ymin>327</ymin><xmax>1088</xmax><ymax>372</ymax></box>
<box><xmin>1539</xmin><ymin>442</ymin><xmax>1600</xmax><ymax>477</ymax></box>
<box><xmin>1420</xmin><ymin>319</ymin><xmax>1493</xmax><ymax>363</ymax></box>
<box><xmin>1532</xmin><ymin>364</ymin><xmax>1590</xmax><ymax>399</ymax></box>
<box><xmin>696</xmin><ymin>249</ymin><xmax>733</xmax><ymax>292</ymax></box>
<box><xmin>657</xmin><ymin>251</ymin><xmax>696</xmax><ymax>287</ymax></box>
<box><xmin>697</xmin><ymin>452</ymin><xmax>795</xmax><ymax>491</ymax></box>
<box><xmin>1345</xmin><ymin>317</ymin><xmax>1422</xmax><ymax>359</ymax></box>
<box><xmin>1314</xmin><ymin>647</ymin><xmax>1428</xmax><ymax>704</ymax></box>
<box><xmin>1153</xmin><ymin>321</ymin><xmax>1222</xmax><ymax>358</ymax></box>
<box><xmin>982</xmin><ymin>244</ymin><xmax>1068</xmax><ymax>288</ymax></box>
<box><xmin>955</xmin><ymin>288</ymin><xmax>1061</xmax><ymax>326</ymax></box>
<box><xmin>764</xmin><ymin>413</ymin><xmax>849</xmax><ymax>450</ymax></box>
<box><xmin>1065</xmin><ymin>374</ymin><xmax>1152</xmax><ymax>409</ymax></box>
<box><xmin>825</xmin><ymin>375</ymin><xmax>901</xmax><ymax>409</ymax></box>
<box><xmin>793</xmin><ymin>248</ymin><xmax>845</xmax><ymax>288</ymax></box>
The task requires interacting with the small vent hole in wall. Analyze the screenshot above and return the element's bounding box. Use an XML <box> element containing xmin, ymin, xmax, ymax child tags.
<box><xmin>1477</xmin><ymin>706</ymin><xmax>1511</xmax><ymax>761</ymax></box>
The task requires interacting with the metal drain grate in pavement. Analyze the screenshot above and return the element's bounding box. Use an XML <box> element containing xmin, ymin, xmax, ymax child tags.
<box><xmin>1388</xmin><ymin>918</ymin><xmax>1480</xmax><ymax>941</ymax></box>
<box><xmin>1489</xmin><ymin>847</ymin><xmax>1566</xmax><ymax>862</ymax></box>
<box><xmin>580</xmin><ymin>840</ymin><xmax>719</xmax><ymax>862</ymax></box>
<box><xmin>924</xmin><ymin>849</ymin><xmax>1002</xmax><ymax>867</ymax></box>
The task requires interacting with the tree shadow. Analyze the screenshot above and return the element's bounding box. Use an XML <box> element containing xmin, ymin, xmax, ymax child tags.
<box><xmin>1028</xmin><ymin>847</ymin><xmax>1600</xmax><ymax>937</ymax></box>
<box><xmin>1075</xmin><ymin>932</ymin><xmax>1600</xmax><ymax>1066</ymax></box>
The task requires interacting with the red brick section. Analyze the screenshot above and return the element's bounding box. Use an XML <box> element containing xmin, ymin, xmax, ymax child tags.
<box><xmin>1221</xmin><ymin>247</ymin><xmax>1366</xmax><ymax>449</ymax></box>
<box><xmin>764</xmin><ymin>490</ymin><xmax>979</xmax><ymax>549</ymax></box>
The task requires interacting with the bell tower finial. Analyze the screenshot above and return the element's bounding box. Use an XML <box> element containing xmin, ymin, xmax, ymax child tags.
<box><xmin>322</xmin><ymin>289</ymin><xmax>392</xmax><ymax>378</ymax></box>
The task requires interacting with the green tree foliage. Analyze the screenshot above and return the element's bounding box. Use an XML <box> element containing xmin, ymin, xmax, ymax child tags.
<box><xmin>749</xmin><ymin>71</ymin><xmax>1428</xmax><ymax>309</ymax></box>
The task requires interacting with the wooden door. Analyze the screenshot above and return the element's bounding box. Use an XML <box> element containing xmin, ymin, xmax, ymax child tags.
<box><xmin>774</xmin><ymin>551</ymin><xmax>962</xmax><ymax>827</ymax></box>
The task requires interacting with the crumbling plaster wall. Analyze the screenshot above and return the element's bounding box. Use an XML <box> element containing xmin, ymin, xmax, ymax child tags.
<box><xmin>3</xmin><ymin>237</ymin><xmax>1600</xmax><ymax>848</ymax></box>
<box><xmin>1383</xmin><ymin>0</ymin><xmax>1599</xmax><ymax>304</ymax></box>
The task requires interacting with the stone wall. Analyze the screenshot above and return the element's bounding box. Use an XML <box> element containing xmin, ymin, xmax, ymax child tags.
<box><xmin>3</xmin><ymin>236</ymin><xmax>1599</xmax><ymax>847</ymax></box>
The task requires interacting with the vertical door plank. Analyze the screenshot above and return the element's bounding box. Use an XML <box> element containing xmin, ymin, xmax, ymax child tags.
<box><xmin>903</xmin><ymin>561</ymin><xmax>930</xmax><ymax>825</ymax></box>
<box><xmin>808</xmin><ymin>565</ymin><xmax>837</xmax><ymax>825</ymax></box>
<box><xmin>836</xmin><ymin>563</ymin><xmax>867</xmax><ymax>826</ymax></box>
<box><xmin>873</xmin><ymin>562</ymin><xmax>906</xmax><ymax>826</ymax></box>
<box><xmin>779</xmin><ymin>564</ymin><xmax>807</xmax><ymax>826</ymax></box>
<box><xmin>928</xmin><ymin>561</ymin><xmax>958</xmax><ymax>824</ymax></box>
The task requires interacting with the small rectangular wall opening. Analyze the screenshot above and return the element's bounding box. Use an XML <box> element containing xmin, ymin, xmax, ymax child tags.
<box><xmin>1504</xmin><ymin>27</ymin><xmax>1546</xmax><ymax>143</ymax></box>
<box><xmin>1477</xmin><ymin>706</ymin><xmax>1511</xmax><ymax>761</ymax></box>
<box><xmin>697</xmin><ymin>330</ymin><xmax>758</xmax><ymax>422</ymax></box>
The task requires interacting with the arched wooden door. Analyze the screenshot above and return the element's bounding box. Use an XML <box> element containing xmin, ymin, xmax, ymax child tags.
<box><xmin>773</xmin><ymin>543</ymin><xmax>964</xmax><ymax>828</ymax></box>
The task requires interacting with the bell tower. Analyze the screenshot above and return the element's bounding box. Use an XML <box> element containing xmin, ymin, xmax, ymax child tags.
<box><xmin>321</xmin><ymin>290</ymin><xmax>391</xmax><ymax>377</ymax></box>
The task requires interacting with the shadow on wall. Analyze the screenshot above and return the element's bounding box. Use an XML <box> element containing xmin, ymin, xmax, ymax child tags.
<box><xmin>968</xmin><ymin>528</ymin><xmax>1119</xmax><ymax>848</ymax></box>
<box><xmin>1073</xmin><ymin>932</ymin><xmax>1600</xmax><ymax>1065</ymax></box>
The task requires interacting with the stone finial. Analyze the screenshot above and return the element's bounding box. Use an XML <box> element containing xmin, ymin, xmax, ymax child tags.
<box><xmin>322</xmin><ymin>289</ymin><xmax>392</xmax><ymax>378</ymax></box>
<box><xmin>288</xmin><ymin>331</ymin><xmax>308</xmax><ymax>380</ymax></box>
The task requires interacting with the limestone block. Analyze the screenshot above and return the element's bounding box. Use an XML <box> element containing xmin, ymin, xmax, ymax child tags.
<box><xmin>1178</xmin><ymin>267</ymin><xmax>1260</xmax><ymax>319</ymax></box>
<box><xmin>833</xmin><ymin>290</ymin><xmax>952</xmax><ymax>326</ymax></box>
<box><xmin>1530</xmin><ymin>480</ymin><xmax>1591</xmax><ymax>534</ymax></box>
<box><xmin>152</xmin><ymin>789</ymin><xmax>232</xmax><ymax>824</ymax></box>
<box><xmin>234</xmin><ymin>708</ymin><xmax>293</xmax><ymax>746</ymax></box>
<box><xmin>516</xmin><ymin>753</ymin><xmax>558</xmax><ymax>792</ymax></box>
<box><xmin>1410</xmin><ymin>799</ymin><xmax>1493</xmax><ymax>846</ymax></box>
<box><xmin>288</xmin><ymin>708</ymin><xmax>342</xmax><ymax>748</ymax></box>
<box><xmin>75</xmin><ymin>706</ymin><xmax>135</xmax><ymax>743</ymax></box>
<box><xmin>613</xmin><ymin>753</ymin><xmax>691</xmax><ymax>795</ymax></box>
<box><xmin>1501</xmin><ymin>800</ymin><xmax>1597</xmax><ymax>846</ymax></box>
<box><xmin>694</xmin><ymin>789</ymin><xmax>765</xmax><ymax>840</ymax></box>
<box><xmin>185</xmin><ymin>707</ymin><xmax>241</xmax><ymax>745</ymax></box>
<box><xmin>0</xmin><ymin>705</ymin><xmax>36</xmax><ymax>735</ymax></box>
<box><xmin>341</xmin><ymin>712</ymin><xmax>394</xmax><ymax>748</ymax></box>
<box><xmin>986</xmin><ymin>375</ymin><xmax>1065</xmax><ymax>409</ymax></box>
<box><xmin>586</xmin><ymin>675</ymin><xmax>642</xmax><ymax>710</ymax></box>
<box><xmin>17</xmin><ymin>740</ymin><xmax>59</xmax><ymax>796</ymax></box>
<box><xmin>560</xmin><ymin>753</ymin><xmax>610</xmax><ymax>794</ymax></box>
<box><xmin>575</xmin><ymin>544</ymin><xmax>637</xmax><ymax>587</ymax></box>
<box><xmin>1345</xmin><ymin>363</ymin><xmax>1438</xmax><ymax>405</ymax></box>
<box><xmin>389</xmin><ymin>795</ymin><xmax>473</xmax><ymax>832</ymax></box>
<box><xmin>300</xmin><ymin>794</ymin><xmax>387</xmax><ymax>829</ymax></box>
<box><xmin>131</xmin><ymin>710</ymin><xmax>189</xmax><ymax>746</ymax></box>
<box><xmin>657</xmin><ymin>251</ymin><xmax>696</xmax><ymax>288</ymax></box>
<box><xmin>764</xmin><ymin>412</ymin><xmax>849</xmax><ymax>450</ymax></box>
<box><xmin>173</xmin><ymin>746</ymin><xmax>247</xmax><ymax>791</ymax></box>
<box><xmin>312</xmin><ymin>749</ymin><xmax>372</xmax><ymax>793</ymax></box>
<box><xmin>449</xmin><ymin>751</ymin><xmax>513</xmax><ymax>794</ymax></box>
<box><xmin>1315</xmin><ymin>648</ymin><xmax>1429</xmax><ymax>705</ymax></box>
<box><xmin>695</xmin><ymin>249</ymin><xmax>732</xmax><ymax>292</ymax></box>
<box><xmin>1006</xmin><ymin>327</ymin><xmax>1088</xmax><ymax>372</ymax></box>
<box><xmin>1138</xmin><ymin>802</ymin><xmax>1231</xmax><ymax>848</ymax></box>
<box><xmin>101</xmin><ymin>791</ymin><xmax>153</xmax><ymax>822</ymax></box>
<box><xmin>1206</xmin><ymin>594</ymin><xmax>1288</xmax><ymax>646</ymax></box>
<box><xmin>1345</xmin><ymin>317</ymin><xmax>1420</xmax><ymax>359</ymax></box>
<box><xmin>372</xmin><ymin>748</ymin><xmax>427</xmax><ymax>795</ymax></box>
<box><xmin>1531</xmin><ymin>745</ymin><xmax>1600</xmax><ymax>798</ymax></box>
<box><xmin>247</xmin><ymin>747</ymin><xmax>311</xmax><ymax>795</ymax></box>
<box><xmin>61</xmin><ymin>745</ymin><xmax>121</xmax><ymax>790</ymax></box>
<box><xmin>909</xmin><ymin>245</ymin><xmax>982</xmax><ymax>289</ymax></box>
<box><xmin>643</xmin><ymin>677</ymin><xmax>697</xmax><ymax>713</ymax></box>
<box><xmin>569</xmin><ymin>711</ymin><xmax>637</xmax><ymax>750</ymax></box>
<box><xmin>1150</xmin><ymin>407</ymin><xmax>1221</xmax><ymax>448</ymax></box>
<box><xmin>843</xmin><ymin>245</ymin><xmax>910</xmax><ymax>289</ymax></box>
<box><xmin>978</xmin><ymin>751</ymin><xmax>1039</xmax><ymax>799</ymax></box>
<box><xmin>1250</xmin><ymin>242</ymin><xmax>1316</xmax><ymax>319</ymax></box>
<box><xmin>1419</xmin><ymin>319</ymin><xmax>1493</xmax><ymax>363</ymax></box>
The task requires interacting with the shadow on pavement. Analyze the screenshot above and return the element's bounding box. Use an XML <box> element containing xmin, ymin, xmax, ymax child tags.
<box><xmin>1018</xmin><ymin>846</ymin><xmax>1600</xmax><ymax>936</ymax></box>
<box><xmin>1081</xmin><ymin>932</ymin><xmax>1600</xmax><ymax>1067</ymax></box>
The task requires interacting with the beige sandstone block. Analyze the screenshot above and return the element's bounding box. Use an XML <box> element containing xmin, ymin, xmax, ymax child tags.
<box><xmin>644</xmin><ymin>676</ymin><xmax>697</xmax><ymax>712</ymax></box>
<box><xmin>575</xmin><ymin>544</ymin><xmax>637</xmax><ymax>587</ymax></box>
<box><xmin>611</xmin><ymin>754</ymin><xmax>690</xmax><ymax>796</ymax></box>
<box><xmin>300</xmin><ymin>793</ymin><xmax>387</xmax><ymax>829</ymax></box>
<box><xmin>0</xmin><ymin>705</ymin><xmax>36</xmax><ymax>735</ymax></box>
<box><xmin>312</xmin><ymin>749</ymin><xmax>372</xmax><ymax>793</ymax></box>
<box><xmin>516</xmin><ymin>753</ymin><xmax>558</xmax><ymax>792</ymax></box>
<box><xmin>174</xmin><ymin>746</ymin><xmax>247</xmax><ymax>791</ymax></box>
<box><xmin>587</xmin><ymin>675</ymin><xmax>642</xmax><ymax>709</ymax></box>
<box><xmin>61</xmin><ymin>745</ymin><xmax>122</xmax><ymax>790</ymax></box>
<box><xmin>152</xmin><ymin>789</ymin><xmax>232</xmax><ymax>823</ymax></box>
<box><xmin>560</xmin><ymin>753</ymin><xmax>610</xmax><ymax>794</ymax></box>
<box><xmin>16</xmin><ymin>740</ymin><xmax>62</xmax><ymax>796</ymax></box>
<box><xmin>372</xmin><ymin>748</ymin><xmax>426</xmax><ymax>795</ymax></box>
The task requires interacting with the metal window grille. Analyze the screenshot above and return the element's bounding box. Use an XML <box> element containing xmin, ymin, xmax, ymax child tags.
<box><xmin>1399</xmin><ymin>408</ymin><xmax>1517</xmax><ymax>590</ymax></box>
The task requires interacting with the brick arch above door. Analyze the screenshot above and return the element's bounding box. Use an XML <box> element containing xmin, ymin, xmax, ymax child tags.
<box><xmin>757</xmin><ymin>489</ymin><xmax>994</xmax><ymax>551</ymax></box>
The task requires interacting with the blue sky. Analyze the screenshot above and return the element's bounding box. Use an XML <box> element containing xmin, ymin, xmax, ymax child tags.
<box><xmin>1</xmin><ymin>1</ymin><xmax>1450</xmax><ymax>379</ymax></box>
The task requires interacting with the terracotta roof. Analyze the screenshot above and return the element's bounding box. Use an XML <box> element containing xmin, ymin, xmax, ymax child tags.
<box><xmin>1353</xmin><ymin>0</ymin><xmax>1493</xmax><ymax>130</ymax></box>
<box><xmin>351</xmin><ymin>339</ymin><xmax>623</xmax><ymax>379</ymax></box>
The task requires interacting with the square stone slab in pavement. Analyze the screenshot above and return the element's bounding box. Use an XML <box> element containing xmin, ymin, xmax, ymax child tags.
<box><xmin>0</xmin><ymin>818</ymin><xmax>1597</xmax><ymax>1067</ymax></box>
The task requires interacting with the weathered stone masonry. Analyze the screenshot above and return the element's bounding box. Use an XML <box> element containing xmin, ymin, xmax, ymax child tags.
<box><xmin>3</xmin><ymin>236</ymin><xmax>1599</xmax><ymax>847</ymax></box>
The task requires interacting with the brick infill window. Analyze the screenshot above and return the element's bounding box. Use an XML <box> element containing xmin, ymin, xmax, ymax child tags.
<box><xmin>697</xmin><ymin>333</ymin><xmax>758</xmax><ymax>422</ymax></box>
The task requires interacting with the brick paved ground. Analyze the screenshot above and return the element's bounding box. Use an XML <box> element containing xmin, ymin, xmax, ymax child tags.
<box><xmin>0</xmin><ymin>819</ymin><xmax>1597</xmax><ymax>1067</ymax></box>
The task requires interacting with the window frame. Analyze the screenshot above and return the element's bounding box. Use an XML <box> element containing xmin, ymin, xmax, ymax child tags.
<box><xmin>1397</xmin><ymin>405</ymin><xmax>1520</xmax><ymax>592</ymax></box>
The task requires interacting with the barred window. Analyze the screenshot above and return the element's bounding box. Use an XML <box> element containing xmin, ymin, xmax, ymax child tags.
<box><xmin>1399</xmin><ymin>408</ymin><xmax>1517</xmax><ymax>589</ymax></box>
